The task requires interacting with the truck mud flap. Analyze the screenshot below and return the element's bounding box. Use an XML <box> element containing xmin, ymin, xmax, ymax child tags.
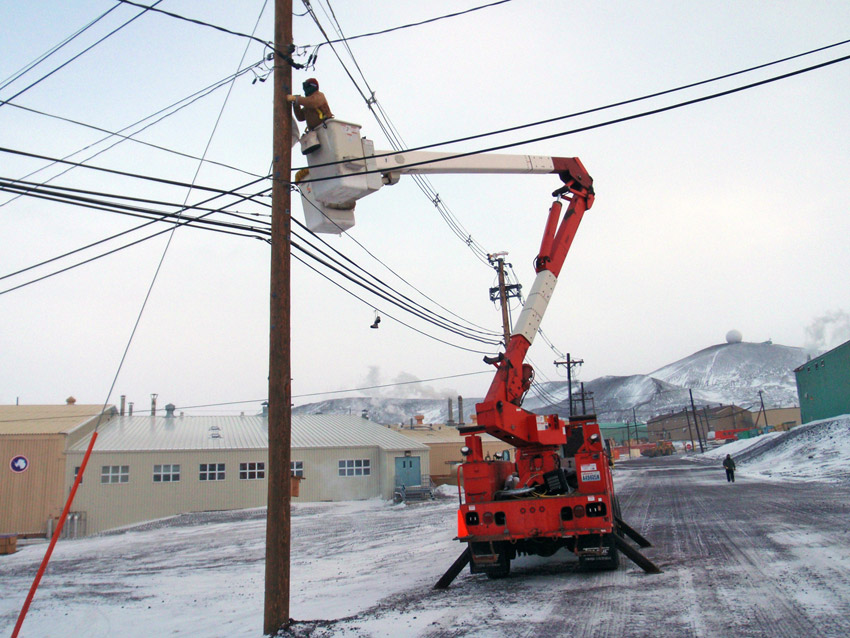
<box><xmin>613</xmin><ymin>533</ymin><xmax>661</xmax><ymax>574</ymax></box>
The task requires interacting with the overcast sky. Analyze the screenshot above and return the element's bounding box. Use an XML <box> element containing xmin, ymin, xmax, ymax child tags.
<box><xmin>2</xmin><ymin>1</ymin><xmax>849</xmax><ymax>414</ymax></box>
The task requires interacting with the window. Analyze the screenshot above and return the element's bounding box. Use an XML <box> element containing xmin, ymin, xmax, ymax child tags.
<box><xmin>199</xmin><ymin>463</ymin><xmax>226</xmax><ymax>481</ymax></box>
<box><xmin>101</xmin><ymin>465</ymin><xmax>129</xmax><ymax>484</ymax></box>
<box><xmin>239</xmin><ymin>462</ymin><xmax>265</xmax><ymax>480</ymax></box>
<box><xmin>153</xmin><ymin>464</ymin><xmax>181</xmax><ymax>483</ymax></box>
<box><xmin>338</xmin><ymin>459</ymin><xmax>371</xmax><ymax>477</ymax></box>
<box><xmin>291</xmin><ymin>460</ymin><xmax>304</xmax><ymax>478</ymax></box>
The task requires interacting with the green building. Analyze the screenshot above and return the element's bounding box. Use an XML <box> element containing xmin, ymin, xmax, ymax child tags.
<box><xmin>795</xmin><ymin>339</ymin><xmax>850</xmax><ymax>423</ymax></box>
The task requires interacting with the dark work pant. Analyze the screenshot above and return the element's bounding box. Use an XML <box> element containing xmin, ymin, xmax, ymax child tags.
<box><xmin>725</xmin><ymin>469</ymin><xmax>735</xmax><ymax>482</ymax></box>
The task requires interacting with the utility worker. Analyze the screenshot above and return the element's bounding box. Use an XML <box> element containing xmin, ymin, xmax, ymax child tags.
<box><xmin>722</xmin><ymin>453</ymin><xmax>736</xmax><ymax>483</ymax></box>
<box><xmin>287</xmin><ymin>78</ymin><xmax>333</xmax><ymax>130</ymax></box>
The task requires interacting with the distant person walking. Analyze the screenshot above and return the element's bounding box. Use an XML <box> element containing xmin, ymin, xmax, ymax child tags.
<box><xmin>723</xmin><ymin>453</ymin><xmax>736</xmax><ymax>483</ymax></box>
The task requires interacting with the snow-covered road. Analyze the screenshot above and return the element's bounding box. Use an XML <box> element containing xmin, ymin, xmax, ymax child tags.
<box><xmin>2</xmin><ymin>455</ymin><xmax>849</xmax><ymax>637</ymax></box>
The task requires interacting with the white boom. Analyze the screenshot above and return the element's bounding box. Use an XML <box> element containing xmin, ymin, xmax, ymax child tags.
<box><xmin>294</xmin><ymin>120</ymin><xmax>575</xmax><ymax>234</ymax></box>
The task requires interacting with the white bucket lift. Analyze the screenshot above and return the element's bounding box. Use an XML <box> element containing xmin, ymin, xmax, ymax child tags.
<box><xmin>294</xmin><ymin>119</ymin><xmax>590</xmax><ymax>235</ymax></box>
<box><xmin>296</xmin><ymin>120</ymin><xmax>383</xmax><ymax>234</ymax></box>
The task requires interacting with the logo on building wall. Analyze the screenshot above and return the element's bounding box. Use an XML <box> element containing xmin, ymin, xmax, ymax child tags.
<box><xmin>10</xmin><ymin>455</ymin><xmax>29</xmax><ymax>473</ymax></box>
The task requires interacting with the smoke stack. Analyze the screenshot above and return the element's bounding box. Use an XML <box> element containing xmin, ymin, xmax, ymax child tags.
<box><xmin>151</xmin><ymin>393</ymin><xmax>158</xmax><ymax>416</ymax></box>
<box><xmin>165</xmin><ymin>403</ymin><xmax>176</xmax><ymax>418</ymax></box>
<box><xmin>447</xmin><ymin>398</ymin><xmax>455</xmax><ymax>426</ymax></box>
<box><xmin>458</xmin><ymin>396</ymin><xmax>465</xmax><ymax>425</ymax></box>
<box><xmin>120</xmin><ymin>395</ymin><xmax>126</xmax><ymax>416</ymax></box>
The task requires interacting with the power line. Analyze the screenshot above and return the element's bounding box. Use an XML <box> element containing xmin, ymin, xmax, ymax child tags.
<box><xmin>304</xmin><ymin>0</ymin><xmax>514</xmax><ymax>49</ymax></box>
<box><xmin>293</xmin><ymin>50</ymin><xmax>850</xmax><ymax>187</ymax></box>
<box><xmin>303</xmin><ymin>1</ymin><xmax>493</xmax><ymax>265</ymax></box>
<box><xmin>290</xmin><ymin>37</ymin><xmax>850</xmax><ymax>178</ymax></box>
<box><xmin>0</xmin><ymin>1</ymin><xmax>165</xmax><ymax>108</ymax></box>
<box><xmin>114</xmin><ymin>0</ymin><xmax>304</xmax><ymax>68</ymax></box>
<box><xmin>5</xmin><ymin>102</ymin><xmax>266</xmax><ymax>180</ymax></box>
<box><xmin>0</xmin><ymin>58</ymin><xmax>270</xmax><ymax>210</ymax></box>
<box><xmin>0</xmin><ymin>3</ymin><xmax>121</xmax><ymax>93</ymax></box>
<box><xmin>292</xmin><ymin>249</ymin><xmax>497</xmax><ymax>355</ymax></box>
<box><xmin>295</xmin><ymin>185</ymin><xmax>499</xmax><ymax>336</ymax></box>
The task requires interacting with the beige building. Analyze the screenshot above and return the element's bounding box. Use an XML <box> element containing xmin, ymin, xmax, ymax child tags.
<box><xmin>389</xmin><ymin>422</ymin><xmax>510</xmax><ymax>485</ymax></box>
<box><xmin>751</xmin><ymin>407</ymin><xmax>801</xmax><ymax>430</ymax></box>
<box><xmin>0</xmin><ymin>403</ymin><xmax>116</xmax><ymax>536</ymax></box>
<box><xmin>647</xmin><ymin>405</ymin><xmax>754</xmax><ymax>443</ymax></box>
<box><xmin>63</xmin><ymin>412</ymin><xmax>429</xmax><ymax>535</ymax></box>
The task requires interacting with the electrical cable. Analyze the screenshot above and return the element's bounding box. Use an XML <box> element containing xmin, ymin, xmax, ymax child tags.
<box><xmin>289</xmin><ymin>38</ymin><xmax>850</xmax><ymax>179</ymax></box>
<box><xmin>114</xmin><ymin>0</ymin><xmax>303</xmax><ymax>67</ymax></box>
<box><xmin>305</xmin><ymin>0</ymin><xmax>514</xmax><ymax>48</ymax></box>
<box><xmin>0</xmin><ymin>58</ymin><xmax>270</xmax><ymax>210</ymax></box>
<box><xmin>291</xmin><ymin>233</ymin><xmax>500</xmax><ymax>345</ymax></box>
<box><xmin>291</xmin><ymin>249</ymin><xmax>496</xmax><ymax>355</ymax></box>
<box><xmin>0</xmin><ymin>1</ymin><xmax>165</xmax><ymax>109</ymax></box>
<box><xmin>304</xmin><ymin>0</ymin><xmax>493</xmax><ymax>265</ymax></box>
<box><xmin>5</xmin><ymin>102</ymin><xmax>266</xmax><ymax>180</ymax></box>
<box><xmin>295</xmin><ymin>187</ymin><xmax>500</xmax><ymax>336</ymax></box>
<box><xmin>0</xmin><ymin>3</ymin><xmax>120</xmax><ymax>93</ymax></box>
<box><xmin>293</xmin><ymin>49</ymin><xmax>850</xmax><ymax>188</ymax></box>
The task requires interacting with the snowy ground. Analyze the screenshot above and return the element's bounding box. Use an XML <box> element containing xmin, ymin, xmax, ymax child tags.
<box><xmin>693</xmin><ymin>414</ymin><xmax>850</xmax><ymax>483</ymax></box>
<box><xmin>2</xmin><ymin>417</ymin><xmax>849</xmax><ymax>637</ymax></box>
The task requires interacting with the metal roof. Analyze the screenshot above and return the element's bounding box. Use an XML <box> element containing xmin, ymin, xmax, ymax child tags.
<box><xmin>387</xmin><ymin>425</ymin><xmax>503</xmax><ymax>445</ymax></box>
<box><xmin>67</xmin><ymin>414</ymin><xmax>429</xmax><ymax>453</ymax></box>
<box><xmin>0</xmin><ymin>405</ymin><xmax>115</xmax><ymax>436</ymax></box>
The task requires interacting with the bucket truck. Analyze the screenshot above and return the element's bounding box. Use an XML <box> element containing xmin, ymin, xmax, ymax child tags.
<box><xmin>295</xmin><ymin>119</ymin><xmax>660</xmax><ymax>584</ymax></box>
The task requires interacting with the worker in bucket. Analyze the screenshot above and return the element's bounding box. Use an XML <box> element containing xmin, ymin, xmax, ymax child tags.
<box><xmin>287</xmin><ymin>78</ymin><xmax>333</xmax><ymax>130</ymax></box>
<box><xmin>722</xmin><ymin>453</ymin><xmax>736</xmax><ymax>483</ymax></box>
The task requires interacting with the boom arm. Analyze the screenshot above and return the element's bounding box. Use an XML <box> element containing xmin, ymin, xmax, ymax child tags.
<box><xmin>294</xmin><ymin>119</ymin><xmax>592</xmax><ymax>234</ymax></box>
<box><xmin>472</xmin><ymin>161</ymin><xmax>594</xmax><ymax>448</ymax></box>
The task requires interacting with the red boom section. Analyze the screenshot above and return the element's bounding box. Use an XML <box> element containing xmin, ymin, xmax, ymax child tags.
<box><xmin>474</xmin><ymin>162</ymin><xmax>594</xmax><ymax>448</ymax></box>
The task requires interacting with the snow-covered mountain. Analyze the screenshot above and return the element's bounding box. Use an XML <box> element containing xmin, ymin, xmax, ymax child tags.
<box><xmin>293</xmin><ymin>341</ymin><xmax>808</xmax><ymax>424</ymax></box>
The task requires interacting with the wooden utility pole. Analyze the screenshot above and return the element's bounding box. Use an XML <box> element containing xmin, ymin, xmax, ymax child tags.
<box><xmin>265</xmin><ymin>0</ymin><xmax>292</xmax><ymax>633</ymax></box>
<box><xmin>494</xmin><ymin>256</ymin><xmax>511</xmax><ymax>346</ymax></box>
<box><xmin>554</xmin><ymin>354</ymin><xmax>583</xmax><ymax>417</ymax></box>
<box><xmin>688</xmin><ymin>389</ymin><xmax>705</xmax><ymax>453</ymax></box>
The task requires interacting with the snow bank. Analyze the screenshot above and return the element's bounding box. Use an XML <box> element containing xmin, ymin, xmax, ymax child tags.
<box><xmin>698</xmin><ymin>415</ymin><xmax>850</xmax><ymax>483</ymax></box>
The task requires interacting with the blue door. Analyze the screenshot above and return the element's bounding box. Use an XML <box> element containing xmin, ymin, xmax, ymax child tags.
<box><xmin>395</xmin><ymin>456</ymin><xmax>421</xmax><ymax>487</ymax></box>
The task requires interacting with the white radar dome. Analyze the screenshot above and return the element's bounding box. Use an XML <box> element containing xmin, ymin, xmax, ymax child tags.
<box><xmin>726</xmin><ymin>330</ymin><xmax>743</xmax><ymax>344</ymax></box>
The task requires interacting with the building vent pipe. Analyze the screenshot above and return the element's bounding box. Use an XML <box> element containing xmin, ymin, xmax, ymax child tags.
<box><xmin>120</xmin><ymin>395</ymin><xmax>126</xmax><ymax>416</ymax></box>
<box><xmin>261</xmin><ymin>401</ymin><xmax>269</xmax><ymax>417</ymax></box>
<box><xmin>151</xmin><ymin>393</ymin><xmax>158</xmax><ymax>416</ymax></box>
<box><xmin>458</xmin><ymin>396</ymin><xmax>465</xmax><ymax>425</ymax></box>
<box><xmin>128</xmin><ymin>402</ymin><xmax>134</xmax><ymax>416</ymax></box>
<box><xmin>447</xmin><ymin>398</ymin><xmax>455</xmax><ymax>426</ymax></box>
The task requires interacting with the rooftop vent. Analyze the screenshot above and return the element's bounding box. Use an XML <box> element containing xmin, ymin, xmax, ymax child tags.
<box><xmin>165</xmin><ymin>403</ymin><xmax>176</xmax><ymax>418</ymax></box>
<box><xmin>210</xmin><ymin>433</ymin><xmax>223</xmax><ymax>439</ymax></box>
<box><xmin>66</xmin><ymin>396</ymin><xmax>76</xmax><ymax>405</ymax></box>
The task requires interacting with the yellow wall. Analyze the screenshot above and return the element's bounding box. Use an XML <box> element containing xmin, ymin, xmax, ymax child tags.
<box><xmin>0</xmin><ymin>435</ymin><xmax>66</xmax><ymax>535</ymax></box>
